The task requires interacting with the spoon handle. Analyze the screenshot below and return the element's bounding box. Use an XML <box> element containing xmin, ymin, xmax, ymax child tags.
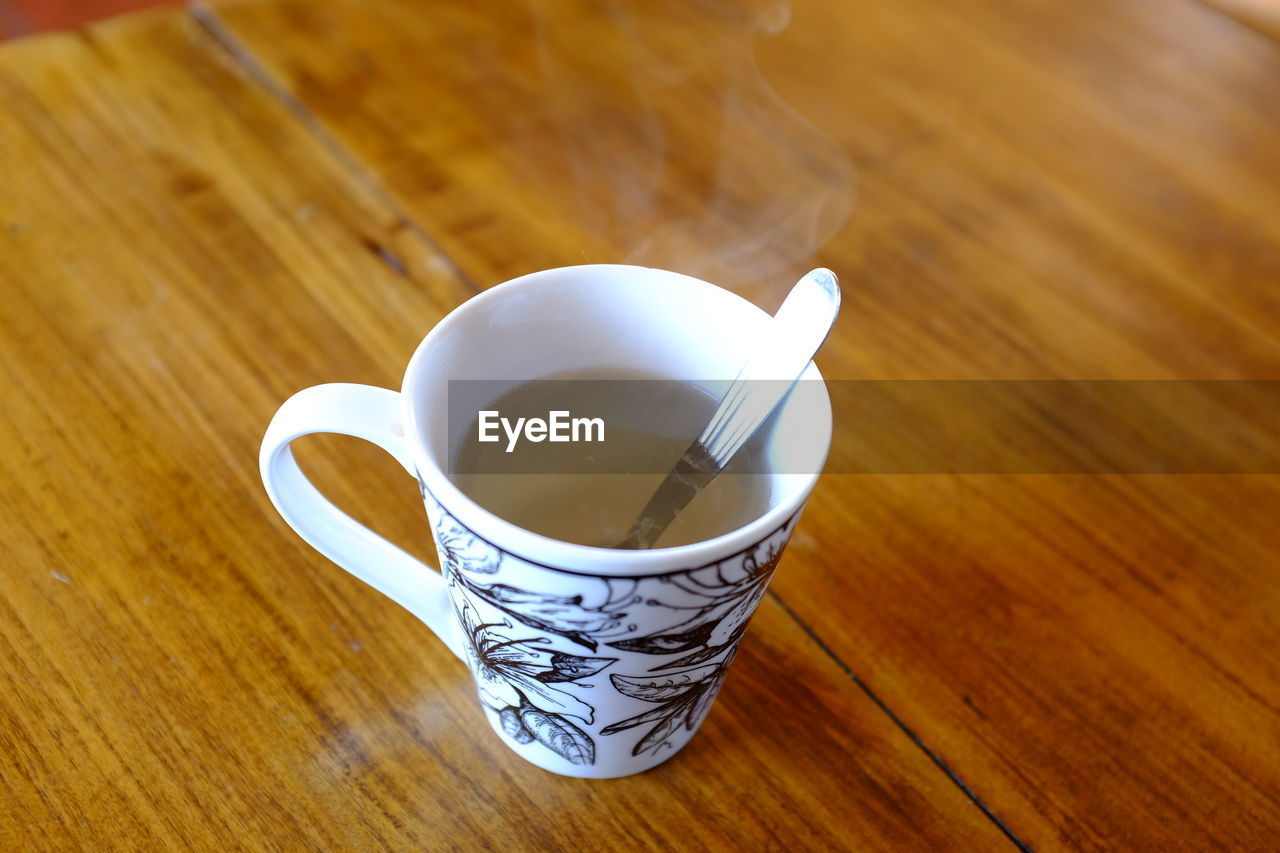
<box><xmin>617</xmin><ymin>269</ymin><xmax>841</xmax><ymax>549</ymax></box>
<box><xmin>697</xmin><ymin>268</ymin><xmax>841</xmax><ymax>469</ymax></box>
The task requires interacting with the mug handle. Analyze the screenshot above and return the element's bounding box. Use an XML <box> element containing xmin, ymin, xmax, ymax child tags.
<box><xmin>259</xmin><ymin>383</ymin><xmax>464</xmax><ymax>661</ymax></box>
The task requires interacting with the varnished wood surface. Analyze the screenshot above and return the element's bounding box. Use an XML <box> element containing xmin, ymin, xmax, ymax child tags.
<box><xmin>0</xmin><ymin>10</ymin><xmax>1008</xmax><ymax>851</ymax></box>
<box><xmin>202</xmin><ymin>0</ymin><xmax>1280</xmax><ymax>849</ymax></box>
<box><xmin>1206</xmin><ymin>0</ymin><xmax>1280</xmax><ymax>44</ymax></box>
<box><xmin>1</xmin><ymin>1</ymin><xmax>1277</xmax><ymax>850</ymax></box>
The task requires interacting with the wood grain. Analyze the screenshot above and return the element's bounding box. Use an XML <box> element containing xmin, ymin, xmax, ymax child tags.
<box><xmin>1202</xmin><ymin>0</ymin><xmax>1280</xmax><ymax>44</ymax></box>
<box><xmin>3</xmin><ymin>0</ymin><xmax>181</xmax><ymax>34</ymax></box>
<box><xmin>205</xmin><ymin>0</ymin><xmax>1280</xmax><ymax>379</ymax></box>
<box><xmin>204</xmin><ymin>0</ymin><xmax>1280</xmax><ymax>848</ymax></box>
<box><xmin>0</xmin><ymin>10</ymin><xmax>1013</xmax><ymax>850</ymax></box>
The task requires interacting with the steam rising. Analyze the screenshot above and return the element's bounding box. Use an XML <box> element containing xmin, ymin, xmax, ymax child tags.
<box><xmin>530</xmin><ymin>0</ymin><xmax>853</xmax><ymax>305</ymax></box>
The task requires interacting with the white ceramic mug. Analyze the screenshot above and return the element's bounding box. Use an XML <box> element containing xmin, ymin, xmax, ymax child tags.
<box><xmin>260</xmin><ymin>264</ymin><xmax>832</xmax><ymax>778</ymax></box>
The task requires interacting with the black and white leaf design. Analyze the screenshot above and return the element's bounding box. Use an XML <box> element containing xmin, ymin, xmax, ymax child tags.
<box><xmin>455</xmin><ymin>575</ymin><xmax>628</xmax><ymax>650</ymax></box>
<box><xmin>603</xmin><ymin>662</ymin><xmax>728</xmax><ymax>756</ymax></box>
<box><xmin>604</xmin><ymin>530</ymin><xmax>788</xmax><ymax>661</ymax></box>
<box><xmin>607</xmin><ymin>620</ymin><xmax>716</xmax><ymax>655</ymax></box>
<box><xmin>742</xmin><ymin>537</ymin><xmax>786</xmax><ymax>580</ymax></box>
<box><xmin>633</xmin><ymin>705</ymin><xmax>690</xmax><ymax>756</ymax></box>
<box><xmin>598</xmin><ymin>701</ymin><xmax>680</xmax><ymax>735</ymax></box>
<box><xmin>498</xmin><ymin>706</ymin><xmax>535</xmax><ymax>744</ymax></box>
<box><xmin>436</xmin><ymin>514</ymin><xmax>501</xmax><ymax>574</ymax></box>
<box><xmin>519</xmin><ymin>706</ymin><xmax>595</xmax><ymax>766</ymax></box>
<box><xmin>478</xmin><ymin>585</ymin><xmax>585</xmax><ymax>609</ymax></box>
<box><xmin>610</xmin><ymin>663</ymin><xmax>719</xmax><ymax>702</ymax></box>
<box><xmin>455</xmin><ymin>600</ymin><xmax>596</xmax><ymax>722</ymax></box>
<box><xmin>647</xmin><ymin>625</ymin><xmax>745</xmax><ymax>671</ymax></box>
<box><xmin>427</xmin><ymin>499</ymin><xmax>801</xmax><ymax>766</ymax></box>
<box><xmin>685</xmin><ymin>679</ymin><xmax>721</xmax><ymax>731</ymax></box>
<box><xmin>499</xmin><ymin>707</ymin><xmax>522</xmax><ymax>737</ymax></box>
<box><xmin>535</xmin><ymin>653</ymin><xmax>618</xmax><ymax>684</ymax></box>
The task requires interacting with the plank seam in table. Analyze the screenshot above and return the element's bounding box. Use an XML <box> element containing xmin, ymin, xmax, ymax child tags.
<box><xmin>185</xmin><ymin>2</ymin><xmax>1036</xmax><ymax>845</ymax></box>
<box><xmin>190</xmin><ymin>1</ymin><xmax>484</xmax><ymax>298</ymax></box>
<box><xmin>771</xmin><ymin>590</ymin><xmax>1035</xmax><ymax>853</ymax></box>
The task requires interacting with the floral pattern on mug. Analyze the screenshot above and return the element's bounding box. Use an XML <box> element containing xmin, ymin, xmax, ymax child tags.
<box><xmin>453</xmin><ymin>597</ymin><xmax>615</xmax><ymax>724</ymax></box>
<box><xmin>427</xmin><ymin>488</ymin><xmax>798</xmax><ymax>765</ymax></box>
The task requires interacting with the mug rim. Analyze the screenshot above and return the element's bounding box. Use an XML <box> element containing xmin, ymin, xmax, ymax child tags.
<box><xmin>401</xmin><ymin>264</ymin><xmax>832</xmax><ymax>577</ymax></box>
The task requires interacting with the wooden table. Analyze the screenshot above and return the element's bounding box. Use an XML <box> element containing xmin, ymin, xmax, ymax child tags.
<box><xmin>2</xmin><ymin>0</ymin><xmax>1278</xmax><ymax>849</ymax></box>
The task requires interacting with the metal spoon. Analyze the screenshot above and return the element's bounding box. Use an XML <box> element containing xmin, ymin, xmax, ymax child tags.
<box><xmin>616</xmin><ymin>268</ymin><xmax>841</xmax><ymax>549</ymax></box>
